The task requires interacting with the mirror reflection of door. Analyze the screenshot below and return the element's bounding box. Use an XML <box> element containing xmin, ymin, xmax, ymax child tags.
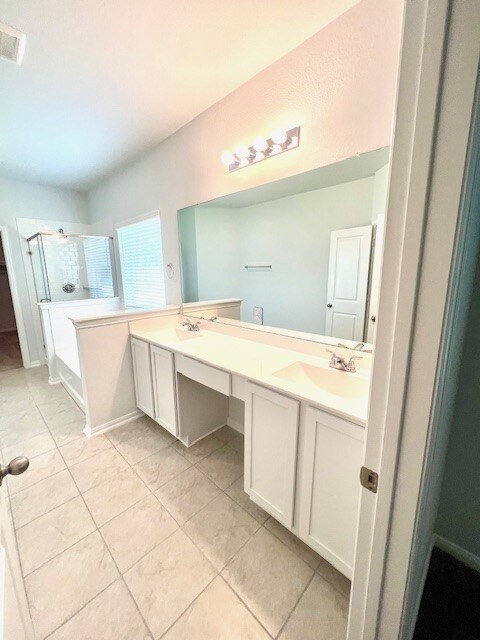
<box><xmin>325</xmin><ymin>225</ymin><xmax>373</xmax><ymax>342</ymax></box>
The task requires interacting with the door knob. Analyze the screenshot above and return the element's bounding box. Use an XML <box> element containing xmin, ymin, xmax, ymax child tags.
<box><xmin>0</xmin><ymin>457</ymin><xmax>29</xmax><ymax>487</ymax></box>
<box><xmin>327</xmin><ymin>303</ymin><xmax>333</xmax><ymax>308</ymax></box>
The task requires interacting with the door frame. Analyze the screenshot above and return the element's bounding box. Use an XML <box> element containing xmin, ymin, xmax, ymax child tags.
<box><xmin>0</xmin><ymin>227</ymin><xmax>30</xmax><ymax>369</ymax></box>
<box><xmin>348</xmin><ymin>1</ymin><xmax>480</xmax><ymax>639</ymax></box>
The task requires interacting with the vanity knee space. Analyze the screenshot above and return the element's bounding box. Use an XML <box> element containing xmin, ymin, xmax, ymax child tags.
<box><xmin>130</xmin><ymin>333</ymin><xmax>364</xmax><ymax>579</ymax></box>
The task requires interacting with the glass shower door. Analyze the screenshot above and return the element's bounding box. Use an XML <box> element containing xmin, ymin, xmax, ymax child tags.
<box><xmin>28</xmin><ymin>235</ymin><xmax>50</xmax><ymax>302</ymax></box>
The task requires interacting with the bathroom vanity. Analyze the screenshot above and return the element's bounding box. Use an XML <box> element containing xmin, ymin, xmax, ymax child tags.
<box><xmin>130</xmin><ymin>318</ymin><xmax>369</xmax><ymax>579</ymax></box>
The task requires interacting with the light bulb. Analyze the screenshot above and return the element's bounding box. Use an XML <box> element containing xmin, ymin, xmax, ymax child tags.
<box><xmin>289</xmin><ymin>135</ymin><xmax>298</xmax><ymax>147</ymax></box>
<box><xmin>221</xmin><ymin>150</ymin><xmax>235</xmax><ymax>166</ymax></box>
<box><xmin>236</xmin><ymin>144</ymin><xmax>251</xmax><ymax>159</ymax></box>
<box><xmin>271</xmin><ymin>127</ymin><xmax>288</xmax><ymax>145</ymax></box>
<box><xmin>253</xmin><ymin>136</ymin><xmax>268</xmax><ymax>152</ymax></box>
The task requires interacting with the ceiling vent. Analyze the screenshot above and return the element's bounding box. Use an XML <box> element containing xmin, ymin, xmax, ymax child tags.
<box><xmin>0</xmin><ymin>22</ymin><xmax>26</xmax><ymax>65</ymax></box>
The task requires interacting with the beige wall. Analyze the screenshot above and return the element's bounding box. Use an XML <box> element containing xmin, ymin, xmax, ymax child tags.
<box><xmin>88</xmin><ymin>0</ymin><xmax>403</xmax><ymax>305</ymax></box>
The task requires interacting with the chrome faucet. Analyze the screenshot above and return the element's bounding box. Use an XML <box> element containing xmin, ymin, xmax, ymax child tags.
<box><xmin>326</xmin><ymin>349</ymin><xmax>362</xmax><ymax>373</ymax></box>
<box><xmin>181</xmin><ymin>319</ymin><xmax>200</xmax><ymax>332</ymax></box>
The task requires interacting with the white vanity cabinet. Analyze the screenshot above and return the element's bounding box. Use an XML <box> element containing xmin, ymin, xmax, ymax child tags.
<box><xmin>244</xmin><ymin>382</ymin><xmax>300</xmax><ymax>528</ymax></box>
<box><xmin>131</xmin><ymin>337</ymin><xmax>155</xmax><ymax>419</ymax></box>
<box><xmin>298</xmin><ymin>406</ymin><xmax>363</xmax><ymax>578</ymax></box>
<box><xmin>151</xmin><ymin>345</ymin><xmax>178</xmax><ymax>436</ymax></box>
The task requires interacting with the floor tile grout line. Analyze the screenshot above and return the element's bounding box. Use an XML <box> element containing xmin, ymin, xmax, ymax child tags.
<box><xmin>274</xmin><ymin>571</ymin><xmax>316</xmax><ymax>639</ymax></box>
<box><xmin>157</xmin><ymin>571</ymin><xmax>220</xmax><ymax>640</ymax></box>
<box><xmin>8</xmin><ymin>465</ymin><xmax>68</xmax><ymax>502</ymax></box>
<box><xmin>53</xmin><ymin>406</ymin><xmax>167</xmax><ymax>638</ymax></box>
<box><xmin>42</xmin><ymin>576</ymin><xmax>121</xmax><ymax>639</ymax></box>
<box><xmin>5</xmin><ymin>382</ymin><xmax>63</xmax><ymax>622</ymax></box>
<box><xmin>14</xmin><ymin>491</ymin><xmax>82</xmax><ymax>534</ymax></box>
<box><xmin>21</xmin><ymin>519</ymin><xmax>98</xmax><ymax>579</ymax></box>
<box><xmin>6</xmin><ymin>376</ymin><xmax>339</xmax><ymax>638</ymax></box>
<box><xmin>219</xmin><ymin>574</ymin><xmax>276</xmax><ymax>639</ymax></box>
<box><xmin>315</xmin><ymin>568</ymin><xmax>351</xmax><ymax>601</ymax></box>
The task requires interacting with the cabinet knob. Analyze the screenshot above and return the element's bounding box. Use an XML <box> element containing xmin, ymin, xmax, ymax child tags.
<box><xmin>327</xmin><ymin>304</ymin><xmax>333</xmax><ymax>308</ymax></box>
<box><xmin>371</xmin><ymin>315</ymin><xmax>376</xmax><ymax>322</ymax></box>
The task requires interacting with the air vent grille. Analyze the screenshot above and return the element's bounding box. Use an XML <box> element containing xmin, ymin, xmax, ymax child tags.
<box><xmin>0</xmin><ymin>22</ymin><xmax>25</xmax><ymax>65</ymax></box>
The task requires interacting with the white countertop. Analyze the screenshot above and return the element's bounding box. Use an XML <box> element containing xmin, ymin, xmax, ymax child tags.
<box><xmin>130</xmin><ymin>326</ymin><xmax>369</xmax><ymax>426</ymax></box>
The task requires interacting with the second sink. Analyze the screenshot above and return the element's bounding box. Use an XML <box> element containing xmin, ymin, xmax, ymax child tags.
<box><xmin>273</xmin><ymin>361</ymin><xmax>368</xmax><ymax>398</ymax></box>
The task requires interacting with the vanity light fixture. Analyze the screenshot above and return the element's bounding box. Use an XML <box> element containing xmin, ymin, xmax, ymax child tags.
<box><xmin>221</xmin><ymin>126</ymin><xmax>301</xmax><ymax>172</ymax></box>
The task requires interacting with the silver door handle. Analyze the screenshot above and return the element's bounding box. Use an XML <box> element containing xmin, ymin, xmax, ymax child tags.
<box><xmin>0</xmin><ymin>457</ymin><xmax>29</xmax><ymax>486</ymax></box>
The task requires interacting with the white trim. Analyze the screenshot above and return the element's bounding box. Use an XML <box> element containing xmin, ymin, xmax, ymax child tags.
<box><xmin>83</xmin><ymin>410</ymin><xmax>143</xmax><ymax>438</ymax></box>
<box><xmin>71</xmin><ymin>306</ymin><xmax>179</xmax><ymax>330</ymax></box>
<box><xmin>48</xmin><ymin>376</ymin><xmax>61</xmax><ymax>385</ymax></box>
<box><xmin>0</xmin><ymin>226</ymin><xmax>31</xmax><ymax>368</ymax></box>
<box><xmin>350</xmin><ymin>1</ymin><xmax>480</xmax><ymax>639</ymax></box>
<box><xmin>59</xmin><ymin>373</ymin><xmax>85</xmax><ymax>412</ymax></box>
<box><xmin>37</xmin><ymin>296</ymin><xmax>121</xmax><ymax>310</ymax></box>
<box><xmin>400</xmin><ymin>60</ymin><xmax>480</xmax><ymax>640</ymax></box>
<box><xmin>434</xmin><ymin>535</ymin><xmax>480</xmax><ymax>574</ymax></box>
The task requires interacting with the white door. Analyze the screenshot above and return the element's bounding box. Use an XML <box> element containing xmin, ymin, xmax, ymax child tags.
<box><xmin>0</xmin><ymin>463</ymin><xmax>35</xmax><ymax>640</ymax></box>
<box><xmin>366</xmin><ymin>215</ymin><xmax>385</xmax><ymax>344</ymax></box>
<box><xmin>131</xmin><ymin>338</ymin><xmax>155</xmax><ymax>419</ymax></box>
<box><xmin>325</xmin><ymin>225</ymin><xmax>373</xmax><ymax>341</ymax></box>
<box><xmin>244</xmin><ymin>382</ymin><xmax>299</xmax><ymax>528</ymax></box>
<box><xmin>151</xmin><ymin>345</ymin><xmax>178</xmax><ymax>436</ymax></box>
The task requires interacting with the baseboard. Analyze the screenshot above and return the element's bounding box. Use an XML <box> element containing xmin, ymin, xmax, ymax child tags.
<box><xmin>434</xmin><ymin>534</ymin><xmax>480</xmax><ymax>574</ymax></box>
<box><xmin>84</xmin><ymin>410</ymin><xmax>143</xmax><ymax>438</ymax></box>
<box><xmin>58</xmin><ymin>375</ymin><xmax>85</xmax><ymax>412</ymax></box>
<box><xmin>227</xmin><ymin>416</ymin><xmax>244</xmax><ymax>434</ymax></box>
<box><xmin>48</xmin><ymin>376</ymin><xmax>61</xmax><ymax>385</ymax></box>
<box><xmin>25</xmin><ymin>360</ymin><xmax>41</xmax><ymax>369</ymax></box>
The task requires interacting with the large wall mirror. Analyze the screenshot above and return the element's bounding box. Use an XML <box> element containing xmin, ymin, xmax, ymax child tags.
<box><xmin>178</xmin><ymin>147</ymin><xmax>389</xmax><ymax>346</ymax></box>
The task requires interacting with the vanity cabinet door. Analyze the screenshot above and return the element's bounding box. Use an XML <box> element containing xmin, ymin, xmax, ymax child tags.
<box><xmin>131</xmin><ymin>338</ymin><xmax>155</xmax><ymax>419</ymax></box>
<box><xmin>245</xmin><ymin>382</ymin><xmax>299</xmax><ymax>528</ymax></box>
<box><xmin>298</xmin><ymin>406</ymin><xmax>364</xmax><ymax>579</ymax></box>
<box><xmin>151</xmin><ymin>345</ymin><xmax>178</xmax><ymax>436</ymax></box>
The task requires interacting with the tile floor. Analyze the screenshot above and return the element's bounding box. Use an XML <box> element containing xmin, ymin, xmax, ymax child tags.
<box><xmin>0</xmin><ymin>366</ymin><xmax>350</xmax><ymax>639</ymax></box>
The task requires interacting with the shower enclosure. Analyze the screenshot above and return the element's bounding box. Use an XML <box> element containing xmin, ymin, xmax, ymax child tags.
<box><xmin>27</xmin><ymin>231</ymin><xmax>118</xmax><ymax>303</ymax></box>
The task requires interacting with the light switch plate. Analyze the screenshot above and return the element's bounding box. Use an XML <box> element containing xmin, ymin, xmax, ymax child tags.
<box><xmin>253</xmin><ymin>306</ymin><xmax>263</xmax><ymax>324</ymax></box>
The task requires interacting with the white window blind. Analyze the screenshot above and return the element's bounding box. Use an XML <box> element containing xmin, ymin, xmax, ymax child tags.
<box><xmin>83</xmin><ymin>237</ymin><xmax>115</xmax><ymax>298</ymax></box>
<box><xmin>117</xmin><ymin>215</ymin><xmax>166</xmax><ymax>309</ymax></box>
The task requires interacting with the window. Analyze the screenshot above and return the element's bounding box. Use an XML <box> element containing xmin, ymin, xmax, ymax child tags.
<box><xmin>116</xmin><ymin>214</ymin><xmax>166</xmax><ymax>309</ymax></box>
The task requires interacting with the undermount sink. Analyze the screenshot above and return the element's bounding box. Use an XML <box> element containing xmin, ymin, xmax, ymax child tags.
<box><xmin>273</xmin><ymin>361</ymin><xmax>368</xmax><ymax>398</ymax></box>
<box><xmin>171</xmin><ymin>328</ymin><xmax>203</xmax><ymax>341</ymax></box>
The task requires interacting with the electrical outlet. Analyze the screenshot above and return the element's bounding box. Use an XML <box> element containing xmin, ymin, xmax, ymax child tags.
<box><xmin>253</xmin><ymin>306</ymin><xmax>263</xmax><ymax>324</ymax></box>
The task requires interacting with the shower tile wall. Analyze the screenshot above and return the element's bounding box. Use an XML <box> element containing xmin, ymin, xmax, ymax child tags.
<box><xmin>16</xmin><ymin>218</ymin><xmax>92</xmax><ymax>364</ymax></box>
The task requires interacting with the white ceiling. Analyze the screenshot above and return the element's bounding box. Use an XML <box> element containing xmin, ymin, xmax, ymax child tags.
<box><xmin>0</xmin><ymin>0</ymin><xmax>359</xmax><ymax>191</ymax></box>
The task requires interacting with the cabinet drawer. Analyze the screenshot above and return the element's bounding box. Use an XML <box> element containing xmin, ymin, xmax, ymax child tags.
<box><xmin>175</xmin><ymin>354</ymin><xmax>231</xmax><ymax>396</ymax></box>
